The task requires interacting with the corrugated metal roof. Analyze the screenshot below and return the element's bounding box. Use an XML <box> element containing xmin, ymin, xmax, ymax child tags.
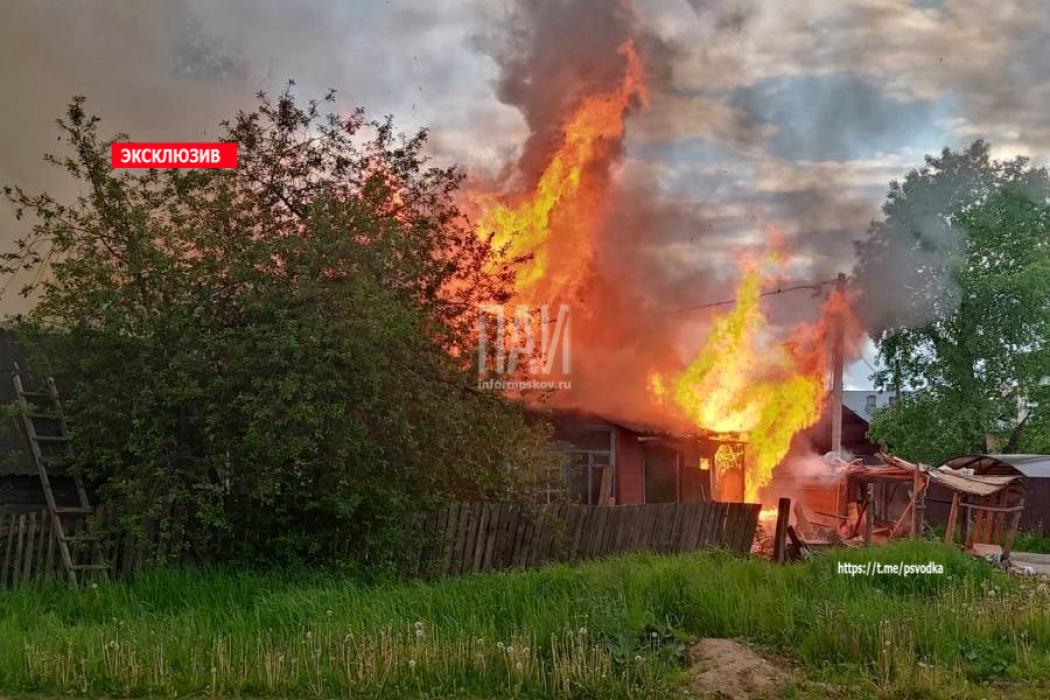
<box><xmin>939</xmin><ymin>454</ymin><xmax>1050</xmax><ymax>479</ymax></box>
<box><xmin>928</xmin><ymin>469</ymin><xmax>1023</xmax><ymax>497</ymax></box>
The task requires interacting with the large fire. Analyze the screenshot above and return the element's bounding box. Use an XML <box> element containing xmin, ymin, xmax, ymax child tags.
<box><xmin>651</xmin><ymin>260</ymin><xmax>853</xmax><ymax>502</ymax></box>
<box><xmin>471</xmin><ymin>41</ymin><xmax>647</xmax><ymax>305</ymax></box>
<box><xmin>468</xmin><ymin>31</ymin><xmax>859</xmax><ymax>505</ymax></box>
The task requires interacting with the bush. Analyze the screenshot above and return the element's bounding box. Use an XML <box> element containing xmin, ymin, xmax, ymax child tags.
<box><xmin>2</xmin><ymin>90</ymin><xmax>553</xmax><ymax>567</ymax></box>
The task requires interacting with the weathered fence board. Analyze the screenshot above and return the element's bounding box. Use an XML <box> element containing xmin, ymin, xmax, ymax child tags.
<box><xmin>422</xmin><ymin>501</ymin><xmax>760</xmax><ymax>576</ymax></box>
<box><xmin>0</xmin><ymin>509</ymin><xmax>152</xmax><ymax>588</ymax></box>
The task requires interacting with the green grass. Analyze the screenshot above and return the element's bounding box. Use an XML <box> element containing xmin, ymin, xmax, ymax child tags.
<box><xmin>0</xmin><ymin>541</ymin><xmax>1048</xmax><ymax>698</ymax></box>
<box><xmin>1015</xmin><ymin>530</ymin><xmax>1050</xmax><ymax>554</ymax></box>
<box><xmin>927</xmin><ymin>524</ymin><xmax>1050</xmax><ymax>557</ymax></box>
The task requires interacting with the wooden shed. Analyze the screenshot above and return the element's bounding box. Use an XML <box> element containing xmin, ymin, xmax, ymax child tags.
<box><xmin>927</xmin><ymin>454</ymin><xmax>1050</xmax><ymax>535</ymax></box>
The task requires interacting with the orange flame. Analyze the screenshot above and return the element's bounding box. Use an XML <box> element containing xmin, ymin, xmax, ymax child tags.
<box><xmin>468</xmin><ymin>35</ymin><xmax>859</xmax><ymax>505</ymax></box>
<box><xmin>653</xmin><ymin>260</ymin><xmax>850</xmax><ymax>502</ymax></box>
<box><xmin>471</xmin><ymin>41</ymin><xmax>647</xmax><ymax>304</ymax></box>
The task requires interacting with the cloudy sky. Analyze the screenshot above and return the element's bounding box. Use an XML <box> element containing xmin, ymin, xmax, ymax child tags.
<box><xmin>1</xmin><ymin>0</ymin><xmax>1048</xmax><ymax>388</ymax></box>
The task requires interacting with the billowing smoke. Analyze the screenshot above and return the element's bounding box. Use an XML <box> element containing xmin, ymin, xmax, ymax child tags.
<box><xmin>475</xmin><ymin>0</ymin><xmax>671</xmax><ymax>185</ymax></box>
<box><xmin>472</xmin><ymin>0</ymin><xmax>859</xmax><ymax>429</ymax></box>
<box><xmin>471</xmin><ymin>0</ymin><xmax>702</xmax><ymax>426</ymax></box>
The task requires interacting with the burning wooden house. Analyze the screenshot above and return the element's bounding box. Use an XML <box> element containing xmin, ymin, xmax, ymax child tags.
<box><xmin>535</xmin><ymin>408</ymin><xmax>747</xmax><ymax>506</ymax></box>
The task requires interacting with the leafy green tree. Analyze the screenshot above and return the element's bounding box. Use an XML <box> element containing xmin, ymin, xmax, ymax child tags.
<box><xmin>855</xmin><ymin>141</ymin><xmax>1050</xmax><ymax>464</ymax></box>
<box><xmin>2</xmin><ymin>90</ymin><xmax>553</xmax><ymax>566</ymax></box>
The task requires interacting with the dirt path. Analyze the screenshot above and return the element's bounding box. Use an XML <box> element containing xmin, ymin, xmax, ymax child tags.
<box><xmin>686</xmin><ymin>638</ymin><xmax>792</xmax><ymax>699</ymax></box>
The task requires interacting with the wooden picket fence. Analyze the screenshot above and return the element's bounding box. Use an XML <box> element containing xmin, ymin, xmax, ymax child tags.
<box><xmin>2</xmin><ymin>501</ymin><xmax>762</xmax><ymax>587</ymax></box>
<box><xmin>0</xmin><ymin>510</ymin><xmax>150</xmax><ymax>587</ymax></box>
<box><xmin>420</xmin><ymin>500</ymin><xmax>760</xmax><ymax>576</ymax></box>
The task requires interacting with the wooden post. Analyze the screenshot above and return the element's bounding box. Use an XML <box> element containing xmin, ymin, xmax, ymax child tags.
<box><xmin>772</xmin><ymin>497</ymin><xmax>791</xmax><ymax>564</ymax></box>
<box><xmin>830</xmin><ymin>272</ymin><xmax>846</xmax><ymax>456</ymax></box>
<box><xmin>914</xmin><ymin>471</ymin><xmax>926</xmax><ymax>539</ymax></box>
<box><xmin>944</xmin><ymin>492</ymin><xmax>960</xmax><ymax>545</ymax></box>
<box><xmin>864</xmin><ymin>484</ymin><xmax>874</xmax><ymax>546</ymax></box>
<box><xmin>910</xmin><ymin>464</ymin><xmax>921</xmax><ymax>538</ymax></box>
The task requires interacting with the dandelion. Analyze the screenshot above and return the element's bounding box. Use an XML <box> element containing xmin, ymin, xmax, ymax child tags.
<box><xmin>497</xmin><ymin>642</ymin><xmax>505</xmax><ymax>650</ymax></box>
<box><xmin>635</xmin><ymin>655</ymin><xmax>643</xmax><ymax>662</ymax></box>
<box><xmin>650</xmin><ymin>631</ymin><xmax>659</xmax><ymax>639</ymax></box>
<box><xmin>408</xmin><ymin>659</ymin><xmax>416</xmax><ymax>669</ymax></box>
<box><xmin>305</xmin><ymin>631</ymin><xmax>313</xmax><ymax>641</ymax></box>
<box><xmin>326</xmin><ymin>609</ymin><xmax>333</xmax><ymax>617</ymax></box>
<box><xmin>506</xmin><ymin>646</ymin><xmax>514</xmax><ymax>654</ymax></box>
<box><xmin>90</xmin><ymin>582</ymin><xmax>98</xmax><ymax>590</ymax></box>
<box><xmin>414</xmin><ymin>621</ymin><xmax>424</xmax><ymax>629</ymax></box>
<box><xmin>578</xmin><ymin>626</ymin><xmax>588</xmax><ymax>636</ymax></box>
<box><xmin>415</xmin><ymin>628</ymin><xmax>425</xmax><ymax>639</ymax></box>
<box><xmin>515</xmin><ymin>662</ymin><xmax>523</xmax><ymax>671</ymax></box>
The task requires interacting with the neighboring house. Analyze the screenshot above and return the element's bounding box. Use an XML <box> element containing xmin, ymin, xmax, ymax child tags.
<box><xmin>796</xmin><ymin>394</ymin><xmax>885</xmax><ymax>460</ymax></box>
<box><xmin>534</xmin><ymin>408</ymin><xmax>748</xmax><ymax>505</ymax></box>
<box><xmin>842</xmin><ymin>390</ymin><xmax>897</xmax><ymax>425</ymax></box>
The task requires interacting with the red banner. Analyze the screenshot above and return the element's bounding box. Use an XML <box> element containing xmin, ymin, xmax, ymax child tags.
<box><xmin>111</xmin><ymin>142</ymin><xmax>238</xmax><ymax>169</ymax></box>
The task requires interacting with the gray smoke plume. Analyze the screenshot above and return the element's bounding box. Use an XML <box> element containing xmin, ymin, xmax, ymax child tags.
<box><xmin>474</xmin><ymin>0</ymin><xmax>671</xmax><ymax>184</ymax></box>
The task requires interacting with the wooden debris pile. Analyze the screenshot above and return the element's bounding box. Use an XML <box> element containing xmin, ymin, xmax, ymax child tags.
<box><xmin>761</xmin><ymin>450</ymin><xmax>1029</xmax><ymax>562</ymax></box>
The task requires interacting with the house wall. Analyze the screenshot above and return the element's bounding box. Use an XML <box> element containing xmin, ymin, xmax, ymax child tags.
<box><xmin>1023</xmin><ymin>479</ymin><xmax>1050</xmax><ymax>534</ymax></box>
<box><xmin>614</xmin><ymin>426</ymin><xmax>645</xmax><ymax>504</ymax></box>
<box><xmin>540</xmin><ymin>409</ymin><xmax>716</xmax><ymax>506</ymax></box>
<box><xmin>612</xmin><ymin>430</ymin><xmax>715</xmax><ymax>505</ymax></box>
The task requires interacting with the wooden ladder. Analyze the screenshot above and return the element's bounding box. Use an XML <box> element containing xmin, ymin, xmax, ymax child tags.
<box><xmin>11</xmin><ymin>363</ymin><xmax>109</xmax><ymax>585</ymax></box>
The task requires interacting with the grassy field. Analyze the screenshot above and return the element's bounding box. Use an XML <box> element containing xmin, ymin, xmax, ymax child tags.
<box><xmin>0</xmin><ymin>541</ymin><xmax>1048</xmax><ymax>698</ymax></box>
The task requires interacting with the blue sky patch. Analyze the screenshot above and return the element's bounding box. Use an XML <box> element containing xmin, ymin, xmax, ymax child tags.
<box><xmin>732</xmin><ymin>73</ymin><xmax>951</xmax><ymax>161</ymax></box>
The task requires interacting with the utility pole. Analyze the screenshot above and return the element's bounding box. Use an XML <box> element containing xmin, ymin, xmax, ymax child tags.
<box><xmin>830</xmin><ymin>272</ymin><xmax>846</xmax><ymax>457</ymax></box>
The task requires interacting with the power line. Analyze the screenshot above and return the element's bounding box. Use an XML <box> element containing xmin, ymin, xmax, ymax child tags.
<box><xmin>658</xmin><ymin>278</ymin><xmax>840</xmax><ymax>315</ymax></box>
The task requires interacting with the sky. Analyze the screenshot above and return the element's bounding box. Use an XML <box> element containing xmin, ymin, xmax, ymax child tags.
<box><xmin>1</xmin><ymin>0</ymin><xmax>1049</xmax><ymax>389</ymax></box>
